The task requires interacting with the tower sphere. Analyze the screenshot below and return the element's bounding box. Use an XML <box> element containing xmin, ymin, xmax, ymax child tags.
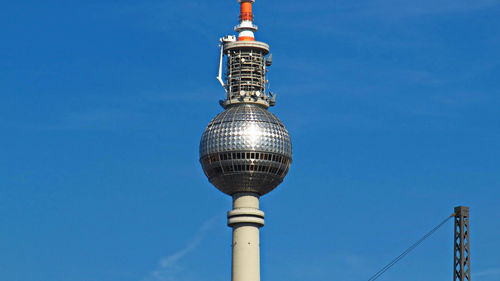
<box><xmin>200</xmin><ymin>104</ymin><xmax>292</xmax><ymax>195</ymax></box>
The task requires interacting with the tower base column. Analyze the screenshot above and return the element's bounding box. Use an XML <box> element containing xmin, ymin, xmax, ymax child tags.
<box><xmin>228</xmin><ymin>193</ymin><xmax>264</xmax><ymax>281</ymax></box>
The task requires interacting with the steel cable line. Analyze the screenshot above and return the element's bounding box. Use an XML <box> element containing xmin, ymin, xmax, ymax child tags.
<box><xmin>367</xmin><ymin>214</ymin><xmax>455</xmax><ymax>281</ymax></box>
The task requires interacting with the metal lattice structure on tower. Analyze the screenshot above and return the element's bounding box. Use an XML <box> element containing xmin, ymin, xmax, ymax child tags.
<box><xmin>454</xmin><ymin>206</ymin><xmax>471</xmax><ymax>281</ymax></box>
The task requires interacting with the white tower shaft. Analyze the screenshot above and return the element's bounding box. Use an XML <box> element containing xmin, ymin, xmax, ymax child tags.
<box><xmin>228</xmin><ymin>193</ymin><xmax>264</xmax><ymax>281</ymax></box>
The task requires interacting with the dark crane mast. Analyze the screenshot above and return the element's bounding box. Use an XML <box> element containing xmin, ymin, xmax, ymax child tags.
<box><xmin>454</xmin><ymin>206</ymin><xmax>471</xmax><ymax>281</ymax></box>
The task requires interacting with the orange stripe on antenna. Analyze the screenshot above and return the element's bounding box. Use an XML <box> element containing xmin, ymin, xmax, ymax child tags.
<box><xmin>240</xmin><ymin>2</ymin><xmax>253</xmax><ymax>21</ymax></box>
<box><xmin>238</xmin><ymin>36</ymin><xmax>255</xmax><ymax>41</ymax></box>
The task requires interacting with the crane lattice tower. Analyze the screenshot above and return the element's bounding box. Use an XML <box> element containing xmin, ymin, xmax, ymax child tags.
<box><xmin>454</xmin><ymin>206</ymin><xmax>471</xmax><ymax>281</ymax></box>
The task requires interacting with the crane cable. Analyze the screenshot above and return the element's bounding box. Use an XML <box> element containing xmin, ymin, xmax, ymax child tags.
<box><xmin>367</xmin><ymin>213</ymin><xmax>455</xmax><ymax>281</ymax></box>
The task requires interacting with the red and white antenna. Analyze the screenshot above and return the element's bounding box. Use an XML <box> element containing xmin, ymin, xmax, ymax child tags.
<box><xmin>235</xmin><ymin>0</ymin><xmax>258</xmax><ymax>41</ymax></box>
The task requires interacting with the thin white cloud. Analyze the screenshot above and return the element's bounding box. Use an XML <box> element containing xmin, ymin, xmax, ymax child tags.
<box><xmin>476</xmin><ymin>268</ymin><xmax>500</xmax><ymax>277</ymax></box>
<box><xmin>44</xmin><ymin>108</ymin><xmax>143</xmax><ymax>131</ymax></box>
<box><xmin>143</xmin><ymin>217</ymin><xmax>217</xmax><ymax>281</ymax></box>
<box><xmin>42</xmin><ymin>89</ymin><xmax>212</xmax><ymax>131</ymax></box>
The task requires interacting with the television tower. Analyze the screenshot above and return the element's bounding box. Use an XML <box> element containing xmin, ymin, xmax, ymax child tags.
<box><xmin>200</xmin><ymin>1</ymin><xmax>292</xmax><ymax>281</ymax></box>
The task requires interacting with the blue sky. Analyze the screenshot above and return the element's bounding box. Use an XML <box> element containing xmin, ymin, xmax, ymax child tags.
<box><xmin>1</xmin><ymin>0</ymin><xmax>499</xmax><ymax>281</ymax></box>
